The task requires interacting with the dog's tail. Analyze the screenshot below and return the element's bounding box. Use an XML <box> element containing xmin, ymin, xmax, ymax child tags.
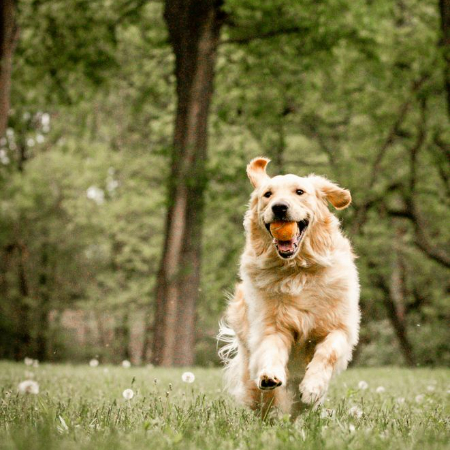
<box><xmin>217</xmin><ymin>319</ymin><xmax>238</xmax><ymax>365</ymax></box>
<box><xmin>217</xmin><ymin>319</ymin><xmax>243</xmax><ymax>398</ymax></box>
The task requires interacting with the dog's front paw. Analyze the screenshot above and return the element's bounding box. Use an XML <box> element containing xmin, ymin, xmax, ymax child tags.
<box><xmin>258</xmin><ymin>374</ymin><xmax>282</xmax><ymax>390</ymax></box>
<box><xmin>299</xmin><ymin>375</ymin><xmax>329</xmax><ymax>405</ymax></box>
<box><xmin>256</xmin><ymin>368</ymin><xmax>285</xmax><ymax>391</ymax></box>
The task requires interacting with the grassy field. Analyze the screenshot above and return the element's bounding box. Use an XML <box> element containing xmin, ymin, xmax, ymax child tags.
<box><xmin>0</xmin><ymin>362</ymin><xmax>448</xmax><ymax>450</ymax></box>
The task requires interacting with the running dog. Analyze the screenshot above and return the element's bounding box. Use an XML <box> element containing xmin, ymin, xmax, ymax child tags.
<box><xmin>219</xmin><ymin>157</ymin><xmax>360</xmax><ymax>416</ymax></box>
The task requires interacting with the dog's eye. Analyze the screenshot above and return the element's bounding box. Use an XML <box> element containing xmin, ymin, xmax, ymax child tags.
<box><xmin>296</xmin><ymin>189</ymin><xmax>304</xmax><ymax>195</ymax></box>
<box><xmin>263</xmin><ymin>191</ymin><xmax>272</xmax><ymax>198</ymax></box>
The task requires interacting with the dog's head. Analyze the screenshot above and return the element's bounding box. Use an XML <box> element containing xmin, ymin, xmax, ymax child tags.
<box><xmin>246</xmin><ymin>157</ymin><xmax>351</xmax><ymax>260</ymax></box>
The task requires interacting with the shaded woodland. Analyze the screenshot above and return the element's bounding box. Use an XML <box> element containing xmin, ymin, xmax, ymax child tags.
<box><xmin>0</xmin><ymin>0</ymin><xmax>449</xmax><ymax>367</ymax></box>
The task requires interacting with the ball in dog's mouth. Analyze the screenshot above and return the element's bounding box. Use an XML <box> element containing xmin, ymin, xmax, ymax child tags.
<box><xmin>266</xmin><ymin>219</ymin><xmax>309</xmax><ymax>259</ymax></box>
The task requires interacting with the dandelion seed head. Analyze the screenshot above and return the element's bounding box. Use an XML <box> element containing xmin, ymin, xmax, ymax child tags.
<box><xmin>18</xmin><ymin>380</ymin><xmax>39</xmax><ymax>395</ymax></box>
<box><xmin>89</xmin><ymin>359</ymin><xmax>99</xmax><ymax>368</ymax></box>
<box><xmin>358</xmin><ymin>381</ymin><xmax>368</xmax><ymax>390</ymax></box>
<box><xmin>181</xmin><ymin>372</ymin><xmax>195</xmax><ymax>383</ymax></box>
<box><xmin>426</xmin><ymin>385</ymin><xmax>435</xmax><ymax>392</ymax></box>
<box><xmin>349</xmin><ymin>424</ymin><xmax>356</xmax><ymax>433</ymax></box>
<box><xmin>122</xmin><ymin>360</ymin><xmax>131</xmax><ymax>368</ymax></box>
<box><xmin>348</xmin><ymin>406</ymin><xmax>363</xmax><ymax>419</ymax></box>
<box><xmin>24</xmin><ymin>357</ymin><xmax>34</xmax><ymax>366</ymax></box>
<box><xmin>32</xmin><ymin>360</ymin><xmax>39</xmax><ymax>368</ymax></box>
<box><xmin>396</xmin><ymin>397</ymin><xmax>405</xmax><ymax>404</ymax></box>
<box><xmin>376</xmin><ymin>386</ymin><xmax>386</xmax><ymax>393</ymax></box>
<box><xmin>122</xmin><ymin>388</ymin><xmax>134</xmax><ymax>400</ymax></box>
<box><xmin>415</xmin><ymin>394</ymin><xmax>424</xmax><ymax>403</ymax></box>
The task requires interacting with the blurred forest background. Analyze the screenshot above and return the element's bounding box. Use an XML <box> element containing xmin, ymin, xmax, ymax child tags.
<box><xmin>0</xmin><ymin>0</ymin><xmax>449</xmax><ymax>367</ymax></box>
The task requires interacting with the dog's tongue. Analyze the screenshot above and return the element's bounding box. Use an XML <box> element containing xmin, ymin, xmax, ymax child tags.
<box><xmin>277</xmin><ymin>239</ymin><xmax>295</xmax><ymax>253</ymax></box>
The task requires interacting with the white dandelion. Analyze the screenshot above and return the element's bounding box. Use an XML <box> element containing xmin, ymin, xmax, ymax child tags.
<box><xmin>358</xmin><ymin>381</ymin><xmax>368</xmax><ymax>390</ymax></box>
<box><xmin>181</xmin><ymin>372</ymin><xmax>195</xmax><ymax>383</ymax></box>
<box><xmin>396</xmin><ymin>397</ymin><xmax>405</xmax><ymax>404</ymax></box>
<box><xmin>122</xmin><ymin>389</ymin><xmax>134</xmax><ymax>400</ymax></box>
<box><xmin>24</xmin><ymin>371</ymin><xmax>35</xmax><ymax>379</ymax></box>
<box><xmin>32</xmin><ymin>360</ymin><xmax>39</xmax><ymax>368</ymax></box>
<box><xmin>426</xmin><ymin>385</ymin><xmax>435</xmax><ymax>392</ymax></box>
<box><xmin>24</xmin><ymin>357</ymin><xmax>34</xmax><ymax>366</ymax></box>
<box><xmin>89</xmin><ymin>358</ymin><xmax>99</xmax><ymax>368</ymax></box>
<box><xmin>349</xmin><ymin>424</ymin><xmax>356</xmax><ymax>433</ymax></box>
<box><xmin>348</xmin><ymin>406</ymin><xmax>363</xmax><ymax>419</ymax></box>
<box><xmin>18</xmin><ymin>380</ymin><xmax>39</xmax><ymax>394</ymax></box>
<box><xmin>376</xmin><ymin>386</ymin><xmax>386</xmax><ymax>394</ymax></box>
<box><xmin>415</xmin><ymin>394</ymin><xmax>424</xmax><ymax>403</ymax></box>
<box><xmin>122</xmin><ymin>360</ymin><xmax>131</xmax><ymax>368</ymax></box>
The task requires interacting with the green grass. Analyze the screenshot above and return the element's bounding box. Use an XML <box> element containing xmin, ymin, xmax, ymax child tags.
<box><xmin>0</xmin><ymin>362</ymin><xmax>448</xmax><ymax>450</ymax></box>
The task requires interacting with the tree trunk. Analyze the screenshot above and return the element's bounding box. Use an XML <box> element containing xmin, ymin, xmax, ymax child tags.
<box><xmin>376</xmin><ymin>228</ymin><xmax>416</xmax><ymax>367</ymax></box>
<box><xmin>35</xmin><ymin>244</ymin><xmax>50</xmax><ymax>361</ymax></box>
<box><xmin>439</xmin><ymin>0</ymin><xmax>450</xmax><ymax>118</ymax></box>
<box><xmin>0</xmin><ymin>0</ymin><xmax>18</xmax><ymax>137</ymax></box>
<box><xmin>151</xmin><ymin>0</ymin><xmax>223</xmax><ymax>366</ymax></box>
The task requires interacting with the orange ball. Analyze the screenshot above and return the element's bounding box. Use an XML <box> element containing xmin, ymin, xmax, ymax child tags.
<box><xmin>269</xmin><ymin>221</ymin><xmax>298</xmax><ymax>241</ymax></box>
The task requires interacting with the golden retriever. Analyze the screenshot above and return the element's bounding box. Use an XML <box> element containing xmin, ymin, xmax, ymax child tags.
<box><xmin>218</xmin><ymin>157</ymin><xmax>360</xmax><ymax>416</ymax></box>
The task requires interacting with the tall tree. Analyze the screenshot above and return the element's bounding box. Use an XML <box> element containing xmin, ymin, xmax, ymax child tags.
<box><xmin>439</xmin><ymin>0</ymin><xmax>450</xmax><ymax>117</ymax></box>
<box><xmin>152</xmin><ymin>0</ymin><xmax>224</xmax><ymax>366</ymax></box>
<box><xmin>0</xmin><ymin>0</ymin><xmax>18</xmax><ymax>137</ymax></box>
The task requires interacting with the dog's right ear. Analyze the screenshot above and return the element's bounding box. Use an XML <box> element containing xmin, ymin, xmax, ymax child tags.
<box><xmin>247</xmin><ymin>157</ymin><xmax>270</xmax><ymax>188</ymax></box>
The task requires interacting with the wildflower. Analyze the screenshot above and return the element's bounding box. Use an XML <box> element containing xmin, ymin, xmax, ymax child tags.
<box><xmin>396</xmin><ymin>397</ymin><xmax>405</xmax><ymax>404</ymax></box>
<box><xmin>103</xmin><ymin>368</ymin><xmax>109</xmax><ymax>374</ymax></box>
<box><xmin>89</xmin><ymin>359</ymin><xmax>99</xmax><ymax>367</ymax></box>
<box><xmin>32</xmin><ymin>360</ymin><xmax>39</xmax><ymax>368</ymax></box>
<box><xmin>122</xmin><ymin>360</ymin><xmax>131</xmax><ymax>368</ymax></box>
<box><xmin>426</xmin><ymin>385</ymin><xmax>435</xmax><ymax>392</ymax></box>
<box><xmin>24</xmin><ymin>371</ymin><xmax>35</xmax><ymax>379</ymax></box>
<box><xmin>358</xmin><ymin>381</ymin><xmax>368</xmax><ymax>390</ymax></box>
<box><xmin>181</xmin><ymin>372</ymin><xmax>195</xmax><ymax>383</ymax></box>
<box><xmin>348</xmin><ymin>406</ymin><xmax>363</xmax><ymax>419</ymax></box>
<box><xmin>415</xmin><ymin>394</ymin><xmax>424</xmax><ymax>403</ymax></box>
<box><xmin>122</xmin><ymin>389</ymin><xmax>134</xmax><ymax>400</ymax></box>
<box><xmin>376</xmin><ymin>386</ymin><xmax>386</xmax><ymax>394</ymax></box>
<box><xmin>18</xmin><ymin>380</ymin><xmax>39</xmax><ymax>394</ymax></box>
<box><xmin>24</xmin><ymin>357</ymin><xmax>34</xmax><ymax>366</ymax></box>
<box><xmin>349</xmin><ymin>424</ymin><xmax>356</xmax><ymax>433</ymax></box>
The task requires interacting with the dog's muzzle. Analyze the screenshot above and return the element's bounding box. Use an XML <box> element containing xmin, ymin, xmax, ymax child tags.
<box><xmin>265</xmin><ymin>219</ymin><xmax>309</xmax><ymax>259</ymax></box>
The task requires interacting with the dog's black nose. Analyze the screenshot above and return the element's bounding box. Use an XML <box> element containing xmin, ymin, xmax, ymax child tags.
<box><xmin>272</xmin><ymin>202</ymin><xmax>289</xmax><ymax>218</ymax></box>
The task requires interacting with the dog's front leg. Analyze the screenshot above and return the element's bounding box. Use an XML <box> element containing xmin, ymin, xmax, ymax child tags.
<box><xmin>249</xmin><ymin>333</ymin><xmax>291</xmax><ymax>391</ymax></box>
<box><xmin>299</xmin><ymin>330</ymin><xmax>352</xmax><ymax>406</ymax></box>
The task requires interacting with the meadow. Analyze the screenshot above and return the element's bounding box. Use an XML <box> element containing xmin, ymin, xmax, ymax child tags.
<box><xmin>0</xmin><ymin>362</ymin><xmax>448</xmax><ymax>450</ymax></box>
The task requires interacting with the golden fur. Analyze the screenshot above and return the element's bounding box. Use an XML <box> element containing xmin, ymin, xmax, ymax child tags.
<box><xmin>218</xmin><ymin>157</ymin><xmax>360</xmax><ymax>416</ymax></box>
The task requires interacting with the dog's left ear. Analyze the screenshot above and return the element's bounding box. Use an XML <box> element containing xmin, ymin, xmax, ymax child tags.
<box><xmin>309</xmin><ymin>175</ymin><xmax>351</xmax><ymax>210</ymax></box>
<box><xmin>247</xmin><ymin>157</ymin><xmax>270</xmax><ymax>188</ymax></box>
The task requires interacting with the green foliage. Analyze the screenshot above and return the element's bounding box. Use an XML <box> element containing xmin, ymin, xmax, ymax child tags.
<box><xmin>0</xmin><ymin>0</ymin><xmax>448</xmax><ymax>364</ymax></box>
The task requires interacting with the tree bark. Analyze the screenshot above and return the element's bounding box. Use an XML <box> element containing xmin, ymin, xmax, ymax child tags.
<box><xmin>439</xmin><ymin>0</ymin><xmax>450</xmax><ymax>118</ymax></box>
<box><xmin>0</xmin><ymin>0</ymin><xmax>18</xmax><ymax>137</ymax></box>
<box><xmin>35</xmin><ymin>243</ymin><xmax>50</xmax><ymax>361</ymax></box>
<box><xmin>151</xmin><ymin>0</ymin><xmax>223</xmax><ymax>366</ymax></box>
<box><xmin>375</xmin><ymin>228</ymin><xmax>416</xmax><ymax>367</ymax></box>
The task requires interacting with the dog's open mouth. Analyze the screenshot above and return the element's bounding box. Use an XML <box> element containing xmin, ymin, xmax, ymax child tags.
<box><xmin>265</xmin><ymin>220</ymin><xmax>309</xmax><ymax>259</ymax></box>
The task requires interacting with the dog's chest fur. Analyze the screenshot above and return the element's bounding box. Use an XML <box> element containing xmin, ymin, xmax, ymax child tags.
<box><xmin>242</xmin><ymin>262</ymin><xmax>351</xmax><ymax>346</ymax></box>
